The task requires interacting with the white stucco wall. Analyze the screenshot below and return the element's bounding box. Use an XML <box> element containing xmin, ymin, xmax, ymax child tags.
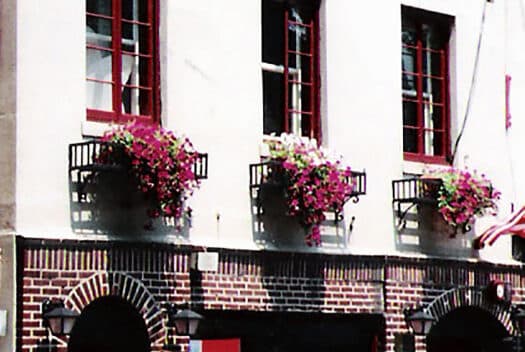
<box><xmin>13</xmin><ymin>0</ymin><xmax>525</xmax><ymax>263</ymax></box>
<box><xmin>16</xmin><ymin>0</ymin><xmax>84</xmax><ymax>235</ymax></box>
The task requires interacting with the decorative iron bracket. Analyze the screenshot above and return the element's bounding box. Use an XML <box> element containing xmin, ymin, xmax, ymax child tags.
<box><xmin>392</xmin><ymin>177</ymin><xmax>442</xmax><ymax>230</ymax></box>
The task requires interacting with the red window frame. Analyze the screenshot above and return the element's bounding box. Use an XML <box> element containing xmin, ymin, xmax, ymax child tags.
<box><xmin>86</xmin><ymin>0</ymin><xmax>160</xmax><ymax>125</ymax></box>
<box><xmin>262</xmin><ymin>1</ymin><xmax>321</xmax><ymax>142</ymax></box>
<box><xmin>283</xmin><ymin>6</ymin><xmax>321</xmax><ymax>141</ymax></box>
<box><xmin>402</xmin><ymin>9</ymin><xmax>451</xmax><ymax>164</ymax></box>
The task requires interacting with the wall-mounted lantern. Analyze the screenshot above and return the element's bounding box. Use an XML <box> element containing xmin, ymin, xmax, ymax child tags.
<box><xmin>163</xmin><ymin>303</ymin><xmax>204</xmax><ymax>351</ymax></box>
<box><xmin>42</xmin><ymin>299</ymin><xmax>78</xmax><ymax>336</ymax></box>
<box><xmin>403</xmin><ymin>307</ymin><xmax>436</xmax><ymax>336</ymax></box>
<box><xmin>167</xmin><ymin>304</ymin><xmax>203</xmax><ymax>336</ymax></box>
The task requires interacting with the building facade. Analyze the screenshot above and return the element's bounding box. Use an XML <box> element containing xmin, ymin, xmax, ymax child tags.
<box><xmin>2</xmin><ymin>0</ymin><xmax>525</xmax><ymax>351</ymax></box>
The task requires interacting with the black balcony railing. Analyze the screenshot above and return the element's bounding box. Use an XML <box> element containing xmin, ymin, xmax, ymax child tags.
<box><xmin>392</xmin><ymin>177</ymin><xmax>443</xmax><ymax>228</ymax></box>
<box><xmin>68</xmin><ymin>141</ymin><xmax>208</xmax><ymax>231</ymax></box>
<box><xmin>69</xmin><ymin>141</ymin><xmax>208</xmax><ymax>179</ymax></box>
<box><xmin>249</xmin><ymin>160</ymin><xmax>367</xmax><ymax>221</ymax></box>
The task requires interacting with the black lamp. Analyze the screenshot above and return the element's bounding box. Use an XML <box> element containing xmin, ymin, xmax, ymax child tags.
<box><xmin>404</xmin><ymin>307</ymin><xmax>436</xmax><ymax>336</ymax></box>
<box><xmin>42</xmin><ymin>299</ymin><xmax>79</xmax><ymax>336</ymax></box>
<box><xmin>167</xmin><ymin>305</ymin><xmax>203</xmax><ymax>336</ymax></box>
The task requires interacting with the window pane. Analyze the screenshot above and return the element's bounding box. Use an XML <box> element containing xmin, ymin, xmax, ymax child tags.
<box><xmin>402</xmin><ymin>47</ymin><xmax>416</xmax><ymax>73</ymax></box>
<box><xmin>403</xmin><ymin>127</ymin><xmax>418</xmax><ymax>153</ymax></box>
<box><xmin>86</xmin><ymin>81</ymin><xmax>113</xmax><ymax>111</ymax></box>
<box><xmin>122</xmin><ymin>87</ymin><xmax>151</xmax><ymax>116</ymax></box>
<box><xmin>422</xmin><ymin>23</ymin><xmax>449</xmax><ymax>50</ymax></box>
<box><xmin>300</xmin><ymin>113</ymin><xmax>314</xmax><ymax>138</ymax></box>
<box><xmin>402</xmin><ymin>47</ymin><xmax>416</xmax><ymax>91</ymax></box>
<box><xmin>263</xmin><ymin>70</ymin><xmax>284</xmax><ymax>135</ymax></box>
<box><xmin>121</xmin><ymin>23</ymin><xmax>150</xmax><ymax>55</ymax></box>
<box><xmin>262</xmin><ymin>0</ymin><xmax>284</xmax><ymax>65</ymax></box>
<box><xmin>403</xmin><ymin>100</ymin><xmax>418</xmax><ymax>127</ymax></box>
<box><xmin>138</xmin><ymin>25</ymin><xmax>151</xmax><ymax>55</ymax></box>
<box><xmin>421</xmin><ymin>78</ymin><xmax>443</xmax><ymax>103</ymax></box>
<box><xmin>121</xmin><ymin>22</ymin><xmax>139</xmax><ymax>51</ymax></box>
<box><xmin>288</xmin><ymin>21</ymin><xmax>311</xmax><ymax>56</ymax></box>
<box><xmin>422</xmin><ymin>103</ymin><xmax>444</xmax><ymax>130</ymax></box>
<box><xmin>122</xmin><ymin>0</ymin><xmax>150</xmax><ymax>23</ymax></box>
<box><xmin>86</xmin><ymin>0</ymin><xmax>114</xmax><ymax>113</ymax></box>
<box><xmin>288</xmin><ymin>53</ymin><xmax>311</xmax><ymax>81</ymax></box>
<box><xmin>87</xmin><ymin>17</ymin><xmax>113</xmax><ymax>42</ymax></box>
<box><xmin>422</xmin><ymin>51</ymin><xmax>444</xmax><ymax>77</ymax></box>
<box><xmin>424</xmin><ymin>130</ymin><xmax>445</xmax><ymax>156</ymax></box>
<box><xmin>121</xmin><ymin>53</ymin><xmax>152</xmax><ymax>114</ymax></box>
<box><xmin>288</xmin><ymin>80</ymin><xmax>312</xmax><ymax>114</ymax></box>
<box><xmin>402</xmin><ymin>20</ymin><xmax>417</xmax><ymax>46</ymax></box>
<box><xmin>86</xmin><ymin>0</ymin><xmax>112</xmax><ymax>16</ymax></box>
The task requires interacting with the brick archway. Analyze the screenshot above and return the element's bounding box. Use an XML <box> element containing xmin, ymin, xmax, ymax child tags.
<box><xmin>426</xmin><ymin>286</ymin><xmax>515</xmax><ymax>335</ymax></box>
<box><xmin>64</xmin><ymin>272</ymin><xmax>165</xmax><ymax>347</ymax></box>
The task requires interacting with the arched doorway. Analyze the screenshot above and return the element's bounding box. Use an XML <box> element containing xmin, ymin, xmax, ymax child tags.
<box><xmin>427</xmin><ymin>306</ymin><xmax>510</xmax><ymax>352</ymax></box>
<box><xmin>68</xmin><ymin>296</ymin><xmax>150</xmax><ymax>352</ymax></box>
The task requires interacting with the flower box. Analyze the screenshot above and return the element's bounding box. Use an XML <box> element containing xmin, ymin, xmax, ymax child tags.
<box><xmin>69</xmin><ymin>122</ymin><xmax>207</xmax><ymax>233</ymax></box>
<box><xmin>249</xmin><ymin>134</ymin><xmax>366</xmax><ymax>246</ymax></box>
<box><xmin>392</xmin><ymin>168</ymin><xmax>500</xmax><ymax>237</ymax></box>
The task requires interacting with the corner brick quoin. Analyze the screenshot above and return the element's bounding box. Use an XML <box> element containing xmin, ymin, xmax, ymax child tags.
<box><xmin>18</xmin><ymin>238</ymin><xmax>525</xmax><ymax>352</ymax></box>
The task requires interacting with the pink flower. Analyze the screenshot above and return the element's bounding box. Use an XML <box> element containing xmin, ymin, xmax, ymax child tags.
<box><xmin>428</xmin><ymin>167</ymin><xmax>499</xmax><ymax>230</ymax></box>
<box><xmin>98</xmin><ymin>121</ymin><xmax>201</xmax><ymax>221</ymax></box>
<box><xmin>268</xmin><ymin>133</ymin><xmax>355</xmax><ymax>245</ymax></box>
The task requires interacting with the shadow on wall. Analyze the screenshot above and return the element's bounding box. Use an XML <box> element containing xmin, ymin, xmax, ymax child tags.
<box><xmin>249</xmin><ymin>182</ymin><xmax>350</xmax><ymax>250</ymax></box>
<box><xmin>260</xmin><ymin>251</ymin><xmax>326</xmax><ymax>312</ymax></box>
<box><xmin>69</xmin><ymin>165</ymin><xmax>192</xmax><ymax>239</ymax></box>
<box><xmin>394</xmin><ymin>203</ymin><xmax>479</xmax><ymax>259</ymax></box>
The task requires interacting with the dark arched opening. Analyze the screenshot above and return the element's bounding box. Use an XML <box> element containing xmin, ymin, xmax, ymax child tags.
<box><xmin>427</xmin><ymin>306</ymin><xmax>510</xmax><ymax>352</ymax></box>
<box><xmin>68</xmin><ymin>296</ymin><xmax>150</xmax><ymax>352</ymax></box>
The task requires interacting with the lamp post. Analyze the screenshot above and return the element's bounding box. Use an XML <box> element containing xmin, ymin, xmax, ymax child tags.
<box><xmin>163</xmin><ymin>304</ymin><xmax>204</xmax><ymax>351</ymax></box>
<box><xmin>404</xmin><ymin>307</ymin><xmax>436</xmax><ymax>336</ymax></box>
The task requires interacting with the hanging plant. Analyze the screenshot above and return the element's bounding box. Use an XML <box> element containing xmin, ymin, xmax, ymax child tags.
<box><xmin>424</xmin><ymin>167</ymin><xmax>500</xmax><ymax>235</ymax></box>
<box><xmin>96</xmin><ymin>121</ymin><xmax>201</xmax><ymax>222</ymax></box>
<box><xmin>266</xmin><ymin>134</ymin><xmax>355</xmax><ymax>246</ymax></box>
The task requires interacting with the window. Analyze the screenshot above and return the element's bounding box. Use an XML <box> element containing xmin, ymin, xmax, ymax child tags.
<box><xmin>86</xmin><ymin>0</ymin><xmax>158</xmax><ymax>124</ymax></box>
<box><xmin>402</xmin><ymin>7</ymin><xmax>452</xmax><ymax>163</ymax></box>
<box><xmin>261</xmin><ymin>0</ymin><xmax>320</xmax><ymax>140</ymax></box>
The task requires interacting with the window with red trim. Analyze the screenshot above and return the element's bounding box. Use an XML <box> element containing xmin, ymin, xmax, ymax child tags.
<box><xmin>262</xmin><ymin>0</ymin><xmax>320</xmax><ymax>140</ymax></box>
<box><xmin>402</xmin><ymin>7</ymin><xmax>452</xmax><ymax>163</ymax></box>
<box><xmin>86</xmin><ymin>0</ymin><xmax>158</xmax><ymax>124</ymax></box>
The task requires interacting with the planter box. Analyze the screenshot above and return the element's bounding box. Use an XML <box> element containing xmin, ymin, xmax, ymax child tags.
<box><xmin>249</xmin><ymin>160</ymin><xmax>366</xmax><ymax>246</ymax></box>
<box><xmin>68</xmin><ymin>141</ymin><xmax>208</xmax><ymax>234</ymax></box>
<box><xmin>393</xmin><ymin>177</ymin><xmax>478</xmax><ymax>258</ymax></box>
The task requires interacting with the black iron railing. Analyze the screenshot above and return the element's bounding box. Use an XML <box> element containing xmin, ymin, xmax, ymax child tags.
<box><xmin>392</xmin><ymin>177</ymin><xmax>443</xmax><ymax>228</ymax></box>
<box><xmin>69</xmin><ymin>141</ymin><xmax>208</xmax><ymax>179</ymax></box>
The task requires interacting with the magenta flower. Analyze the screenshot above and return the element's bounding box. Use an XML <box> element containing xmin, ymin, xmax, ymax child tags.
<box><xmin>425</xmin><ymin>167</ymin><xmax>500</xmax><ymax>233</ymax></box>
<box><xmin>267</xmin><ymin>134</ymin><xmax>355</xmax><ymax>246</ymax></box>
<box><xmin>97</xmin><ymin>121</ymin><xmax>201</xmax><ymax>221</ymax></box>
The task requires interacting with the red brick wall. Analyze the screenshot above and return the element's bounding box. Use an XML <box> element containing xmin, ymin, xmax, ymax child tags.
<box><xmin>19</xmin><ymin>242</ymin><xmax>191</xmax><ymax>352</ymax></box>
<box><xmin>193</xmin><ymin>252</ymin><xmax>384</xmax><ymax>314</ymax></box>
<box><xmin>17</xmin><ymin>239</ymin><xmax>525</xmax><ymax>352</ymax></box>
<box><xmin>383</xmin><ymin>259</ymin><xmax>525</xmax><ymax>352</ymax></box>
